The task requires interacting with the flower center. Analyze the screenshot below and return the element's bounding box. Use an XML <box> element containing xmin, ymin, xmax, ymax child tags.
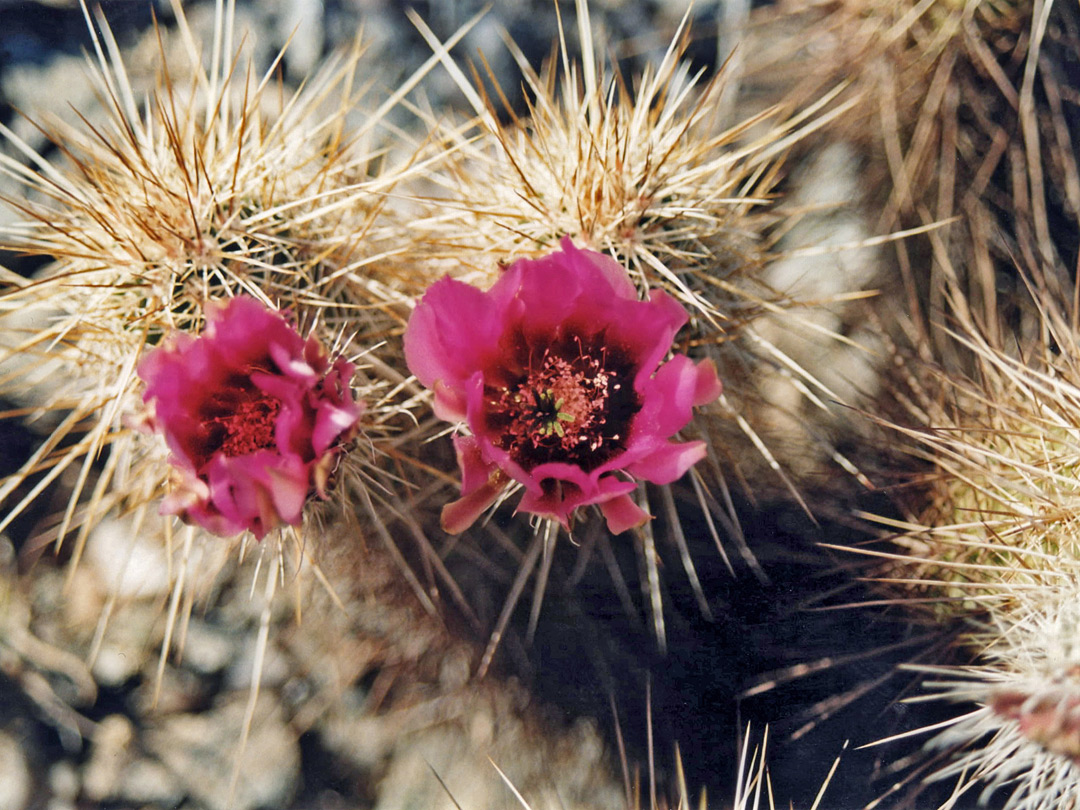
<box><xmin>205</xmin><ymin>390</ymin><xmax>282</xmax><ymax>457</ymax></box>
<box><xmin>486</xmin><ymin>334</ymin><xmax>640</xmax><ymax>472</ymax></box>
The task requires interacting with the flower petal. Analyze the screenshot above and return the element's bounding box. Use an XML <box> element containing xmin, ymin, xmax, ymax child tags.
<box><xmin>561</xmin><ymin>236</ymin><xmax>638</xmax><ymax>300</ymax></box>
<box><xmin>441</xmin><ymin>473</ymin><xmax>506</xmax><ymax>535</ymax></box>
<box><xmin>440</xmin><ymin>436</ymin><xmax>511</xmax><ymax>534</ymax></box>
<box><xmin>269</xmin><ymin>340</ymin><xmax>318</xmax><ymax>384</ymax></box>
<box><xmin>507</xmin><ymin>239</ymin><xmax>641</xmax><ymax>342</ymax></box>
<box><xmin>404</xmin><ymin>241</ymin><xmax>720</xmax><ymax>534</ymax></box>
<box><xmin>599</xmin><ymin>493</ymin><xmax>652</xmax><ymax>534</ymax></box>
<box><xmin>463</xmin><ymin>373</ymin><xmax>537</xmax><ymax>490</ymax></box>
<box><xmin>453</xmin><ymin>434</ymin><xmax>498</xmax><ymax>495</ymax></box>
<box><xmin>404</xmin><ymin>277</ymin><xmax>504</xmax><ymax>389</ymax></box>
<box><xmin>636</xmin><ymin>355</ymin><xmax>722</xmax><ymax>438</ymax></box>
<box><xmin>311</xmin><ymin>402</ymin><xmax>362</xmax><ymax>456</ymax></box>
<box><xmin>516</xmin><ymin>471</ymin><xmax>637</xmax><ymax>530</ymax></box>
<box><xmin>433</xmin><ymin>379</ymin><xmax>469</xmax><ymax>422</ymax></box>
<box><xmin>625</xmin><ymin>288</ymin><xmax>691</xmax><ymax>376</ymax></box>
<box><xmin>625</xmin><ymin>439</ymin><xmax>707</xmax><ymax>485</ymax></box>
<box><xmin>204</xmin><ymin>452</ymin><xmax>310</xmax><ymax>540</ymax></box>
<box><xmin>263</xmin><ymin>459</ymin><xmax>311</xmax><ymax>526</ymax></box>
<box><xmin>139</xmin><ymin>296</ymin><xmax>363</xmax><ymax>539</ymax></box>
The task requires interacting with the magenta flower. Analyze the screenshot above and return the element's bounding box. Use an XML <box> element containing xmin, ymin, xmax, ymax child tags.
<box><xmin>138</xmin><ymin>296</ymin><xmax>363</xmax><ymax>539</ymax></box>
<box><xmin>404</xmin><ymin>237</ymin><xmax>722</xmax><ymax>535</ymax></box>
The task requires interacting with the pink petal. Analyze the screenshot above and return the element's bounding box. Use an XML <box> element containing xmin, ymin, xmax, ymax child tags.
<box><xmin>629</xmin><ymin>288</ymin><xmax>692</xmax><ymax>373</ymax></box>
<box><xmin>208</xmin><ymin>298</ymin><xmax>300</xmax><ymax>368</ymax></box>
<box><xmin>312</xmin><ymin>402</ymin><xmax>362</xmax><ymax>456</ymax></box>
<box><xmin>270</xmin><ymin>340</ymin><xmax>318</xmax><ymax>383</ymax></box>
<box><xmin>140</xmin><ymin>295</ymin><xmax>364</xmax><ymax>540</ymax></box>
<box><xmin>520</xmin><ymin>460</ymin><xmax>595</xmax><ymax>494</ymax></box>
<box><xmin>203</xmin><ymin>457</ymin><xmax>244</xmax><ymax>531</ymax></box>
<box><xmin>249</xmin><ymin>370</ymin><xmax>301</xmax><ymax>401</ymax></box>
<box><xmin>690</xmin><ymin>358</ymin><xmax>723</xmax><ymax>405</ymax></box>
<box><xmin>560</xmin><ymin>236</ymin><xmax>638</xmax><ymax>301</ymax></box>
<box><xmin>205</xmin><ymin>453</ymin><xmax>310</xmax><ymax>539</ymax></box>
<box><xmin>433</xmin><ymin>379</ymin><xmax>469</xmax><ymax>422</ymax></box>
<box><xmin>441</xmin><ymin>473</ymin><xmax>506</xmax><ymax>535</ymax></box>
<box><xmin>321</xmin><ymin>357</ymin><xmax>356</xmax><ymax>403</ymax></box>
<box><xmin>636</xmin><ymin>355</ymin><xmax>722</xmax><ymax>438</ymax></box>
<box><xmin>272</xmin><ymin>398</ymin><xmax>309</xmax><ymax>458</ymax></box>
<box><xmin>402</xmin><ymin>242</ymin><xmax>721</xmax><ymax>537</ymax></box>
<box><xmin>463</xmin><ymin>375</ymin><xmax>537</xmax><ymax>490</ymax></box>
<box><xmin>599</xmin><ymin>493</ymin><xmax>651</xmax><ymax>534</ymax></box>
<box><xmin>404</xmin><ymin>277</ymin><xmax>504</xmax><ymax>389</ymax></box>
<box><xmin>509</xmin><ymin>240</ymin><xmax>638</xmax><ymax>338</ymax></box>
<box><xmin>137</xmin><ymin>332</ymin><xmax>192</xmax><ymax>393</ymax></box>
<box><xmin>625</xmin><ymin>439</ymin><xmax>707</xmax><ymax>485</ymax></box>
<box><xmin>263</xmin><ymin>461</ymin><xmax>310</xmax><ymax>526</ymax></box>
<box><xmin>453</xmin><ymin>434</ymin><xmax>498</xmax><ymax>495</ymax></box>
<box><xmin>516</xmin><ymin>472</ymin><xmax>637</xmax><ymax>529</ymax></box>
<box><xmin>515</xmin><ymin>485</ymin><xmax>576</xmax><ymax>530</ymax></box>
<box><xmin>161</xmin><ymin>421</ymin><xmax>205</xmax><ymax>474</ymax></box>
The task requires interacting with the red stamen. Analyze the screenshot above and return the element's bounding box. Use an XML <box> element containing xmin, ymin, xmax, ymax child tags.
<box><xmin>206</xmin><ymin>393</ymin><xmax>281</xmax><ymax>456</ymax></box>
<box><xmin>487</xmin><ymin>335</ymin><xmax>639</xmax><ymax>471</ymax></box>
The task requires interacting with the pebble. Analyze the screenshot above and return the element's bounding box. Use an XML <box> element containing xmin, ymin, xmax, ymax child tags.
<box><xmin>225</xmin><ymin>635</ymin><xmax>293</xmax><ymax>691</ymax></box>
<box><xmin>85</xmin><ymin>513</ymin><xmax>173</xmax><ymax>600</ymax></box>
<box><xmin>145</xmin><ymin>693</ymin><xmax>301</xmax><ymax>810</ymax></box>
<box><xmin>0</xmin><ymin>730</ymin><xmax>32</xmax><ymax>810</ymax></box>
<box><xmin>179</xmin><ymin>618</ymin><xmax>237</xmax><ymax>676</ymax></box>
<box><xmin>81</xmin><ymin>715</ymin><xmax>136</xmax><ymax>804</ymax></box>
<box><xmin>81</xmin><ymin>714</ymin><xmax>185</xmax><ymax>806</ymax></box>
<box><xmin>47</xmin><ymin>761</ymin><xmax>79</xmax><ymax>803</ymax></box>
<box><xmin>86</xmin><ymin>603</ymin><xmax>160</xmax><ymax>688</ymax></box>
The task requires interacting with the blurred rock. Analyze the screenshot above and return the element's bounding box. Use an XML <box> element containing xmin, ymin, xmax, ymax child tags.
<box><xmin>145</xmin><ymin>693</ymin><xmax>301</xmax><ymax>810</ymax></box>
<box><xmin>319</xmin><ymin>682</ymin><xmax>622</xmax><ymax>810</ymax></box>
<box><xmin>46</xmin><ymin>761</ymin><xmax>79</xmax><ymax>803</ymax></box>
<box><xmin>85</xmin><ymin>513</ymin><xmax>173</xmax><ymax>600</ymax></box>
<box><xmin>132</xmin><ymin>666</ymin><xmax>210</xmax><ymax>717</ymax></box>
<box><xmin>179</xmin><ymin>618</ymin><xmax>237</xmax><ymax>676</ymax></box>
<box><xmin>278</xmin><ymin>0</ymin><xmax>324</xmax><ymax>79</ymax></box>
<box><xmin>0</xmin><ymin>730</ymin><xmax>32</xmax><ymax>810</ymax></box>
<box><xmin>82</xmin><ymin>714</ymin><xmax>185</xmax><ymax>807</ymax></box>
<box><xmin>81</xmin><ymin>714</ymin><xmax>134</xmax><ymax>803</ymax></box>
<box><xmin>86</xmin><ymin>602</ymin><xmax>160</xmax><ymax>688</ymax></box>
<box><xmin>225</xmin><ymin>634</ymin><xmax>293</xmax><ymax>691</ymax></box>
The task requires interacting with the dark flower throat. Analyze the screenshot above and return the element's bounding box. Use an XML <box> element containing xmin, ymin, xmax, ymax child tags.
<box><xmin>485</xmin><ymin>331</ymin><xmax>640</xmax><ymax>472</ymax></box>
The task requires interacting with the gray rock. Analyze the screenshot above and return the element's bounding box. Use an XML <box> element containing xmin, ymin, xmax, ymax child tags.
<box><xmin>81</xmin><ymin>714</ymin><xmax>186</xmax><ymax>807</ymax></box>
<box><xmin>278</xmin><ymin>0</ymin><xmax>325</xmax><ymax>79</ymax></box>
<box><xmin>81</xmin><ymin>714</ymin><xmax>136</xmax><ymax>804</ymax></box>
<box><xmin>0</xmin><ymin>730</ymin><xmax>32</xmax><ymax>810</ymax></box>
<box><xmin>87</xmin><ymin>602</ymin><xmax>160</xmax><ymax>688</ymax></box>
<box><xmin>46</xmin><ymin>761</ymin><xmax>79</xmax><ymax>803</ymax></box>
<box><xmin>145</xmin><ymin>693</ymin><xmax>301</xmax><ymax>810</ymax></box>
<box><xmin>178</xmin><ymin>619</ymin><xmax>237</xmax><ymax>676</ymax></box>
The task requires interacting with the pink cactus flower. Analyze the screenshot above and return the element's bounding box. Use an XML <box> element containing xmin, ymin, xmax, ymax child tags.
<box><xmin>138</xmin><ymin>296</ymin><xmax>363</xmax><ymax>539</ymax></box>
<box><xmin>404</xmin><ymin>237</ymin><xmax>721</xmax><ymax>535</ymax></box>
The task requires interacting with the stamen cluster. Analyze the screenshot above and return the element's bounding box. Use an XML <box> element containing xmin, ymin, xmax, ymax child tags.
<box><xmin>486</xmin><ymin>337</ymin><xmax>639</xmax><ymax>471</ymax></box>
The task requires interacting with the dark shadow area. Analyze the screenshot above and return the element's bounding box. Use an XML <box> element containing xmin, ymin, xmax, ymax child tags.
<box><xmin>468</xmin><ymin>486</ymin><xmax>976</xmax><ymax>808</ymax></box>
